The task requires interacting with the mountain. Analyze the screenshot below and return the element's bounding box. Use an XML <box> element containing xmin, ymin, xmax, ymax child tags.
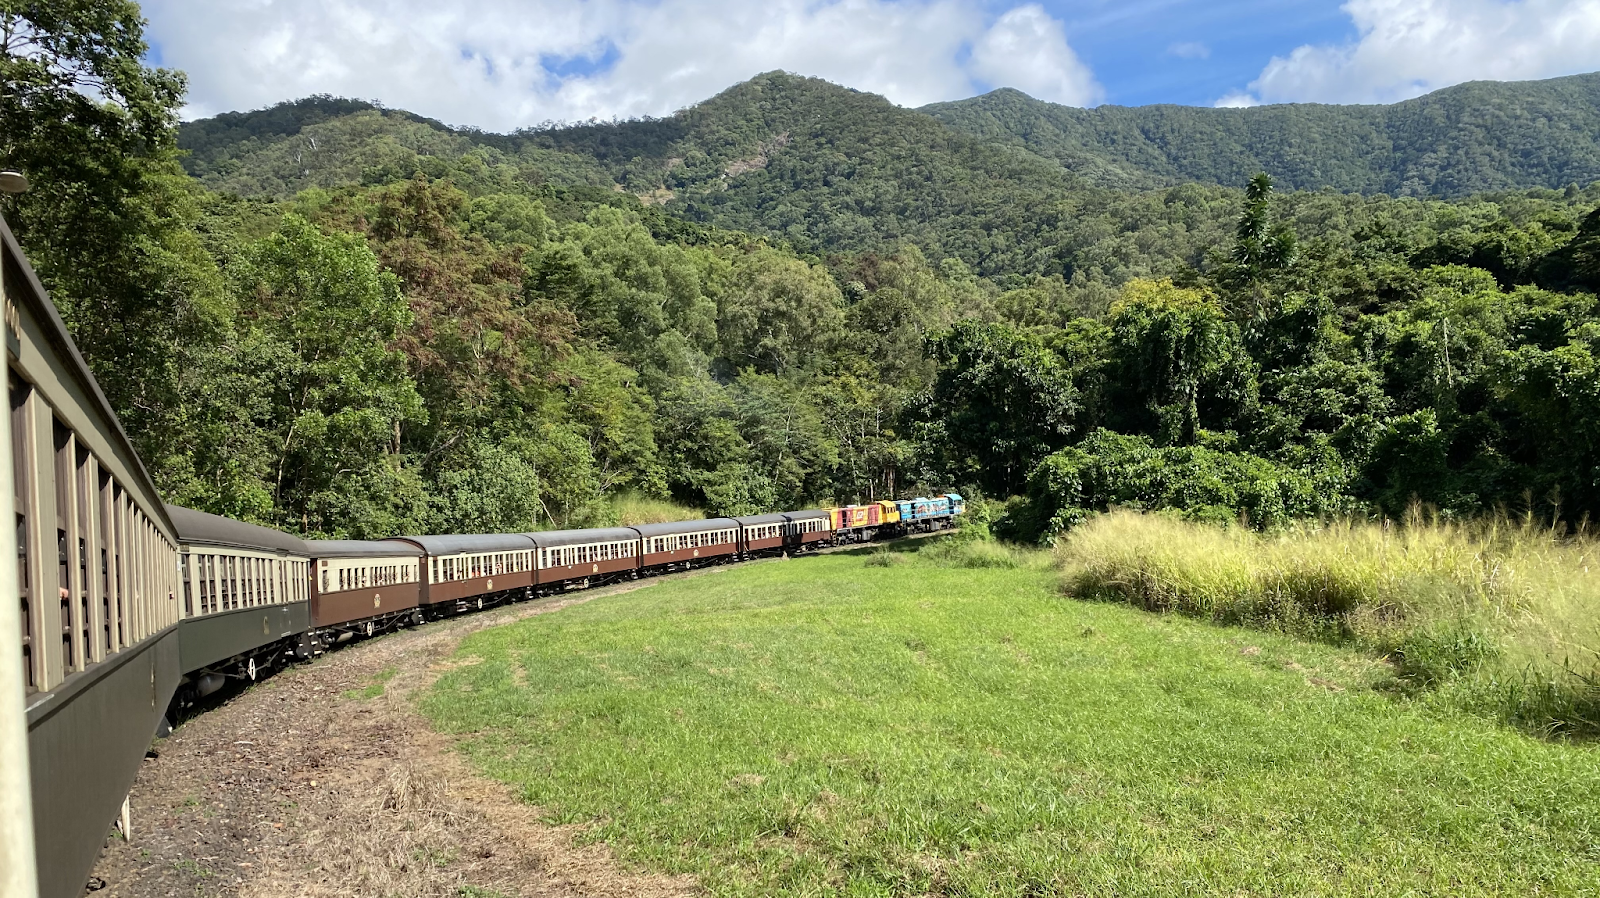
<box><xmin>921</xmin><ymin>72</ymin><xmax>1600</xmax><ymax>197</ymax></box>
<box><xmin>177</xmin><ymin>96</ymin><xmax>624</xmax><ymax>198</ymax></box>
<box><xmin>180</xmin><ymin>74</ymin><xmax>1098</xmax><ymax>275</ymax></box>
<box><xmin>176</xmin><ymin>72</ymin><xmax>1600</xmax><ymax>280</ymax></box>
<box><xmin>523</xmin><ymin>73</ymin><xmax>1096</xmax><ymax>268</ymax></box>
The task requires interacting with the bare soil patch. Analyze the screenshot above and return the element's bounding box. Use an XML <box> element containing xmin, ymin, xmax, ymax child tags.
<box><xmin>88</xmin><ymin>581</ymin><xmax>700</xmax><ymax>898</ymax></box>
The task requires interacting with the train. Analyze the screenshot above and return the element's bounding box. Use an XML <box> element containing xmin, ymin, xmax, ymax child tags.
<box><xmin>0</xmin><ymin>215</ymin><xmax>964</xmax><ymax>898</ymax></box>
<box><xmin>165</xmin><ymin>498</ymin><xmax>961</xmax><ymax>708</ymax></box>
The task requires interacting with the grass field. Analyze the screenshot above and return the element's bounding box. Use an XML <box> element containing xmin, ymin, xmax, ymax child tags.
<box><xmin>421</xmin><ymin>540</ymin><xmax>1600</xmax><ymax>897</ymax></box>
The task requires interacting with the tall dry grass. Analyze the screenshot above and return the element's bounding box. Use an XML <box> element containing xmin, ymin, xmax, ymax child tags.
<box><xmin>1056</xmin><ymin>510</ymin><xmax>1600</xmax><ymax>736</ymax></box>
<box><xmin>609</xmin><ymin>492</ymin><xmax>704</xmax><ymax>526</ymax></box>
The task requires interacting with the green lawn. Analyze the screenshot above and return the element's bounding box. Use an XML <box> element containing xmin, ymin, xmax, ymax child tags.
<box><xmin>420</xmin><ymin>542</ymin><xmax>1600</xmax><ymax>897</ymax></box>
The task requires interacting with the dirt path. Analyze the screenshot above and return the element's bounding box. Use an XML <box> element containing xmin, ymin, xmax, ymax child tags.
<box><xmin>87</xmin><ymin>580</ymin><xmax>701</xmax><ymax>898</ymax></box>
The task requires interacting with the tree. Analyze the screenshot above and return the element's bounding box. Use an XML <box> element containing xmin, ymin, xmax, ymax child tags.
<box><xmin>924</xmin><ymin>321</ymin><xmax>1079</xmax><ymax>496</ymax></box>
<box><xmin>0</xmin><ymin>2</ymin><xmax>221</xmax><ymax>468</ymax></box>
<box><xmin>235</xmin><ymin>214</ymin><xmax>425</xmax><ymax>535</ymax></box>
<box><xmin>1538</xmin><ymin>205</ymin><xmax>1600</xmax><ymax>293</ymax></box>
<box><xmin>719</xmin><ymin>247</ymin><xmax>845</xmax><ymax>375</ymax></box>
<box><xmin>429</xmin><ymin>440</ymin><xmax>543</xmax><ymax>534</ymax></box>
<box><xmin>1105</xmin><ymin>279</ymin><xmax>1257</xmax><ymax>446</ymax></box>
<box><xmin>1214</xmin><ymin>173</ymin><xmax>1297</xmax><ymax>312</ymax></box>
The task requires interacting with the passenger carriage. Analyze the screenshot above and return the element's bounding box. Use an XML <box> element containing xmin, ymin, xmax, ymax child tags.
<box><xmin>305</xmin><ymin>539</ymin><xmax>426</xmax><ymax>634</ymax></box>
<box><xmin>3</xmin><ymin>216</ymin><xmax>188</xmax><ymax>898</ymax></box>
<box><xmin>395</xmin><ymin>534</ymin><xmax>537</xmax><ymax>610</ymax></box>
<box><xmin>635</xmin><ymin>518</ymin><xmax>739</xmax><ymax>569</ymax></box>
<box><xmin>734</xmin><ymin>512</ymin><xmax>790</xmax><ymax>556</ymax></box>
<box><xmin>783</xmin><ymin>509</ymin><xmax>834</xmax><ymax>550</ymax></box>
<box><xmin>526</xmin><ymin>527</ymin><xmax>640</xmax><ymax>590</ymax></box>
<box><xmin>168</xmin><ymin>505</ymin><xmax>312</xmax><ymax>684</ymax></box>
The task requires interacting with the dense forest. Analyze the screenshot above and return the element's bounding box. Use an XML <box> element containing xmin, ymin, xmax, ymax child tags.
<box><xmin>923</xmin><ymin>73</ymin><xmax>1600</xmax><ymax>197</ymax></box>
<box><xmin>4</xmin><ymin>4</ymin><xmax>1599</xmax><ymax>541</ymax></box>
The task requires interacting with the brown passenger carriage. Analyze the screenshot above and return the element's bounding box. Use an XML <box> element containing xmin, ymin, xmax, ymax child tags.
<box><xmin>785</xmin><ymin>509</ymin><xmax>835</xmax><ymax>550</ymax></box>
<box><xmin>735</xmin><ymin>512</ymin><xmax>790</xmax><ymax>555</ymax></box>
<box><xmin>526</xmin><ymin>527</ymin><xmax>641</xmax><ymax>589</ymax></box>
<box><xmin>306</xmin><ymin>539</ymin><xmax>425</xmax><ymax>631</ymax></box>
<box><xmin>394</xmin><ymin>533</ymin><xmax>537</xmax><ymax>608</ymax></box>
<box><xmin>634</xmin><ymin>518</ymin><xmax>740</xmax><ymax>568</ymax></box>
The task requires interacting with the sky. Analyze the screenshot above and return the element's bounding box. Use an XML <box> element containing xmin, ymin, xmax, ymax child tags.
<box><xmin>141</xmin><ymin>0</ymin><xmax>1600</xmax><ymax>130</ymax></box>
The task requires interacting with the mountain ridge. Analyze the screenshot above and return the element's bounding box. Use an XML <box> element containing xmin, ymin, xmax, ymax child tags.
<box><xmin>921</xmin><ymin>71</ymin><xmax>1600</xmax><ymax>196</ymax></box>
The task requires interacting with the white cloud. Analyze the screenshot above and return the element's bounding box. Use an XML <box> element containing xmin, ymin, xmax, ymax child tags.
<box><xmin>968</xmin><ymin>5</ymin><xmax>1102</xmax><ymax>106</ymax></box>
<box><xmin>1221</xmin><ymin>0</ymin><xmax>1600</xmax><ymax>106</ymax></box>
<box><xmin>1167</xmin><ymin>41</ymin><xmax>1210</xmax><ymax>60</ymax></box>
<box><xmin>143</xmin><ymin>0</ymin><xmax>1102</xmax><ymax>130</ymax></box>
<box><xmin>1213</xmin><ymin>91</ymin><xmax>1257</xmax><ymax>108</ymax></box>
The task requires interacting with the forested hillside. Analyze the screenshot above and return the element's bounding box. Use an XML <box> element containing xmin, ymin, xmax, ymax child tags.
<box><xmin>179</xmin><ymin>72</ymin><xmax>1600</xmax><ymax>283</ymax></box>
<box><xmin>924</xmin><ymin>73</ymin><xmax>1600</xmax><ymax>197</ymax></box>
<box><xmin>7</xmin><ymin>5</ymin><xmax>1600</xmax><ymax>541</ymax></box>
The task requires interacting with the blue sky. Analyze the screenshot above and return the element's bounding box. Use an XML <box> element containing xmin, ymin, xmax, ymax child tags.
<box><xmin>1049</xmin><ymin>0</ymin><xmax>1354</xmax><ymax>106</ymax></box>
<box><xmin>143</xmin><ymin>0</ymin><xmax>1600</xmax><ymax>129</ymax></box>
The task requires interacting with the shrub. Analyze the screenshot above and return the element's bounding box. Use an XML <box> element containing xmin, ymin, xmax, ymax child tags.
<box><xmin>917</xmin><ymin>535</ymin><xmax>1046</xmax><ymax>570</ymax></box>
<box><xmin>1010</xmin><ymin>429</ymin><xmax>1352</xmax><ymax>542</ymax></box>
<box><xmin>864</xmin><ymin>548</ymin><xmax>906</xmax><ymax>567</ymax></box>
